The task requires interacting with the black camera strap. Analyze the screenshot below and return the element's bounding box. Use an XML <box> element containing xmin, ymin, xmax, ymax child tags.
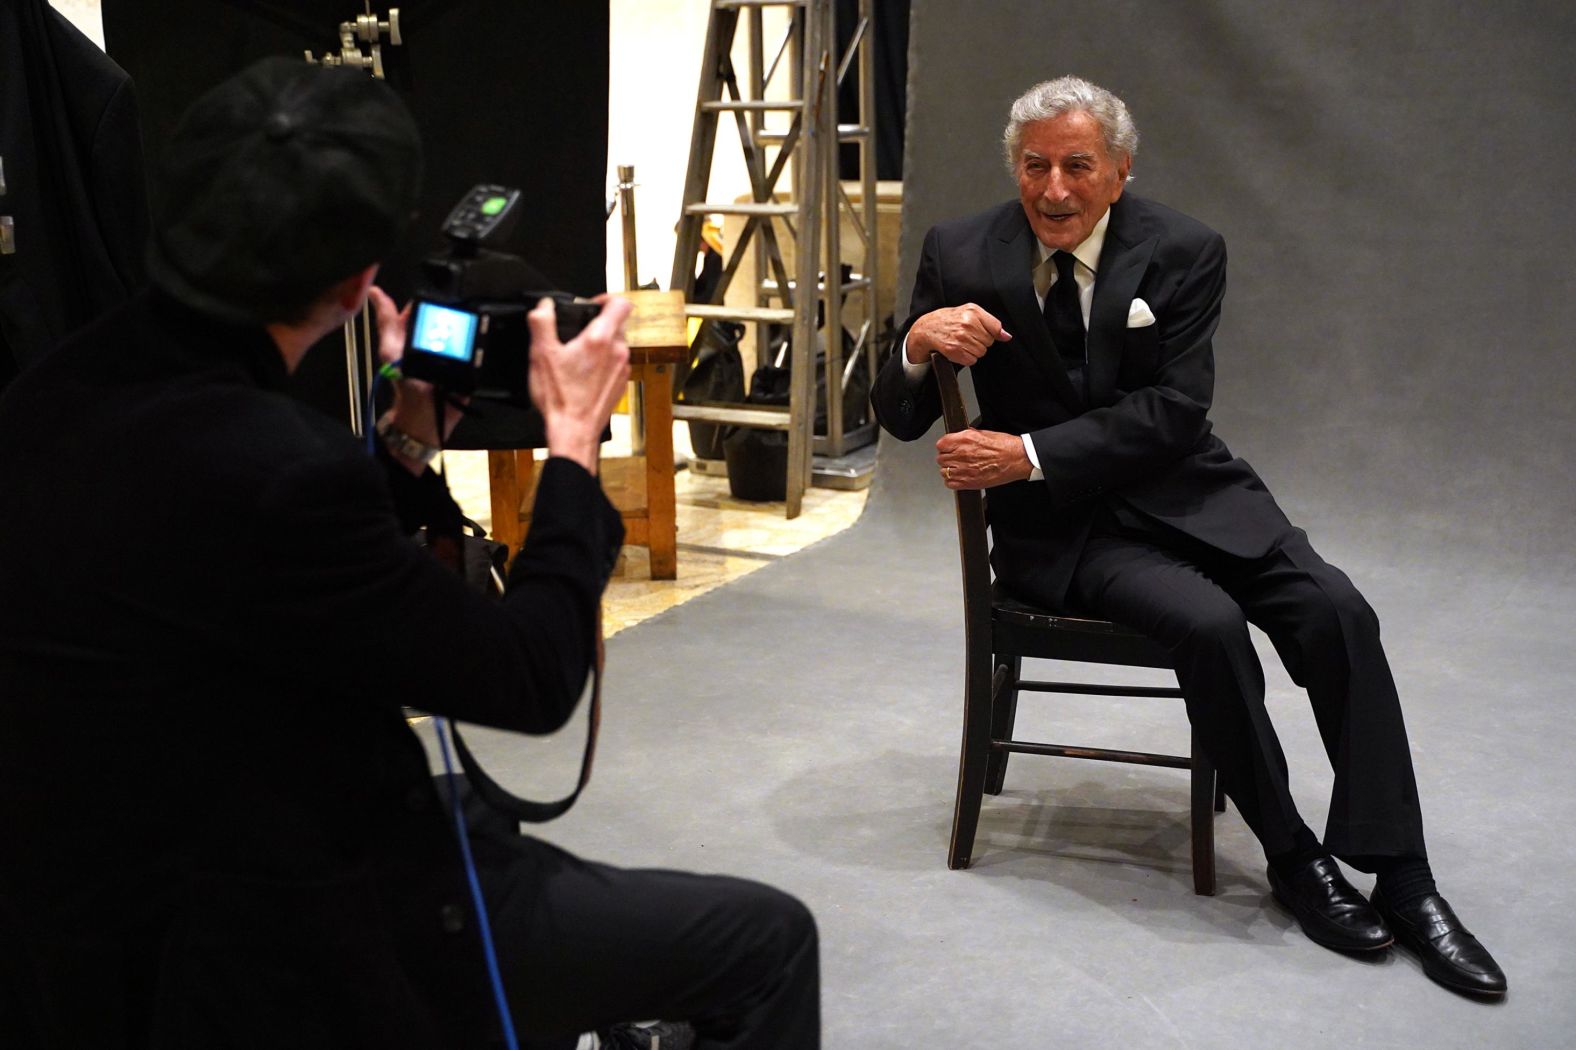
<box><xmin>447</xmin><ymin>609</ymin><xmax>603</xmax><ymax>825</ymax></box>
<box><xmin>416</xmin><ymin>386</ymin><xmax>602</xmax><ymax>825</ymax></box>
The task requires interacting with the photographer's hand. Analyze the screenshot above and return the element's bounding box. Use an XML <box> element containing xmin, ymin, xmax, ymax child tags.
<box><xmin>369</xmin><ymin>286</ymin><xmax>468</xmax><ymax>474</ymax></box>
<box><xmin>527</xmin><ymin>296</ymin><xmax>633</xmax><ymax>476</ymax></box>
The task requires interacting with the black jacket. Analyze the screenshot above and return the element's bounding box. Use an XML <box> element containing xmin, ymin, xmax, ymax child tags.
<box><xmin>0</xmin><ymin>290</ymin><xmax>623</xmax><ymax>1047</ymax></box>
<box><xmin>872</xmin><ymin>195</ymin><xmax>1292</xmax><ymax>608</ymax></box>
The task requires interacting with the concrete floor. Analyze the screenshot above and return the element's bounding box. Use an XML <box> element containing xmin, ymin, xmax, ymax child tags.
<box><xmin>430</xmin><ymin>425</ymin><xmax>1576</xmax><ymax>1048</ymax></box>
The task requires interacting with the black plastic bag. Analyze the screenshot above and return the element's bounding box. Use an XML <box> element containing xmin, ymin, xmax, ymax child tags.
<box><xmin>722</xmin><ymin>364</ymin><xmax>790</xmax><ymax>501</ymax></box>
<box><xmin>677</xmin><ymin>319</ymin><xmax>745</xmax><ymax>460</ymax></box>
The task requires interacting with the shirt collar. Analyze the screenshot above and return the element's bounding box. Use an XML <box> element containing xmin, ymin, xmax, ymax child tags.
<box><xmin>147</xmin><ymin>288</ymin><xmax>291</xmax><ymax>391</ymax></box>
<box><xmin>1034</xmin><ymin>206</ymin><xmax>1111</xmax><ymax>278</ymax></box>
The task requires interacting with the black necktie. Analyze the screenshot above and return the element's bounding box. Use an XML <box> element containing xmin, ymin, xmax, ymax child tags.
<box><xmin>1043</xmin><ymin>250</ymin><xmax>1085</xmax><ymax>372</ymax></box>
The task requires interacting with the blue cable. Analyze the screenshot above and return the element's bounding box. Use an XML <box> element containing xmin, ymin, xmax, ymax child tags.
<box><xmin>367</xmin><ymin>365</ymin><xmax>519</xmax><ymax>1047</ymax></box>
<box><xmin>365</xmin><ymin>366</ymin><xmax>397</xmax><ymax>457</ymax></box>
<box><xmin>436</xmin><ymin>716</ymin><xmax>522</xmax><ymax>1050</ymax></box>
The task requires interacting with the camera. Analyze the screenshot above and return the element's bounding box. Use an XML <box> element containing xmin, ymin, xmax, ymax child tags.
<box><xmin>401</xmin><ymin>184</ymin><xmax>601</xmax><ymax>405</ymax></box>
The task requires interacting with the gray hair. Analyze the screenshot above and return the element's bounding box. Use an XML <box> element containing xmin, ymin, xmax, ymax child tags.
<box><xmin>1002</xmin><ymin>76</ymin><xmax>1139</xmax><ymax>176</ymax></box>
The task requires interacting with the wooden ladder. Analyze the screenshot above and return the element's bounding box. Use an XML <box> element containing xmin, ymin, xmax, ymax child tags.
<box><xmin>669</xmin><ymin>0</ymin><xmax>880</xmax><ymax>517</ymax></box>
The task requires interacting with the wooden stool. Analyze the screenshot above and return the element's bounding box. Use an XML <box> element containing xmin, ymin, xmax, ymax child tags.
<box><xmin>487</xmin><ymin>290</ymin><xmax>687</xmax><ymax>579</ymax></box>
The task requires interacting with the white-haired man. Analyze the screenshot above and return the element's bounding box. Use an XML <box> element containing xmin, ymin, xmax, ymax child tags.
<box><xmin>872</xmin><ymin>75</ymin><xmax>1505</xmax><ymax>996</ymax></box>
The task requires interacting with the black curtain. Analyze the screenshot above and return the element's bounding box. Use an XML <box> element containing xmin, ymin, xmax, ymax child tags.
<box><xmin>836</xmin><ymin>0</ymin><xmax>908</xmax><ymax>181</ymax></box>
<box><xmin>0</xmin><ymin>0</ymin><xmax>149</xmax><ymax>393</ymax></box>
<box><xmin>104</xmin><ymin>0</ymin><xmax>611</xmax><ymax>444</ymax></box>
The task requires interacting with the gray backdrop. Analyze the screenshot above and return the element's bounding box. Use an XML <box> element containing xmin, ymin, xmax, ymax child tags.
<box><xmin>895</xmin><ymin>0</ymin><xmax>1576</xmax><ymax>588</ymax></box>
<box><xmin>430</xmin><ymin>3</ymin><xmax>1576</xmax><ymax>1045</ymax></box>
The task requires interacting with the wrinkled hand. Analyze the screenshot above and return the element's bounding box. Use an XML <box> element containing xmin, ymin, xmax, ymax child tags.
<box><xmin>528</xmin><ymin>295</ymin><xmax>632</xmax><ymax>476</ymax></box>
<box><xmin>936</xmin><ymin>427</ymin><xmax>1032</xmax><ymax>490</ymax></box>
<box><xmin>907</xmin><ymin>303</ymin><xmax>1012</xmax><ymax>367</ymax></box>
<box><xmin>369</xmin><ymin>286</ymin><xmax>468</xmax><ymax>473</ymax></box>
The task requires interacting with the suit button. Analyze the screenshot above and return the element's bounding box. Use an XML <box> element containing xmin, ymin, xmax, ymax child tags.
<box><xmin>899</xmin><ymin>398</ymin><xmax>913</xmax><ymax>411</ymax></box>
<box><xmin>440</xmin><ymin>902</ymin><xmax>466</xmax><ymax>934</ymax></box>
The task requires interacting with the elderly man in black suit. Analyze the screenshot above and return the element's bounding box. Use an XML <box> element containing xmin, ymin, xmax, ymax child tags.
<box><xmin>872</xmin><ymin>75</ymin><xmax>1504</xmax><ymax>996</ymax></box>
<box><xmin>0</xmin><ymin>59</ymin><xmax>818</xmax><ymax>1049</ymax></box>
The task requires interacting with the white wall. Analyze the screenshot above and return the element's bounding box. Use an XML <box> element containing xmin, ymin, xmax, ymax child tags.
<box><xmin>606</xmin><ymin>1</ymin><xmax>792</xmax><ymax>294</ymax></box>
<box><xmin>50</xmin><ymin>0</ymin><xmax>103</xmax><ymax>47</ymax></box>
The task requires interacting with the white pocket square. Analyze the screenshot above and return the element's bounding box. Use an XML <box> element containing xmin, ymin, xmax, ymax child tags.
<box><xmin>1127</xmin><ymin>298</ymin><xmax>1157</xmax><ymax>328</ymax></box>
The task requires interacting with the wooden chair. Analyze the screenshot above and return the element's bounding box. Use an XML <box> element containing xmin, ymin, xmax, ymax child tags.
<box><xmin>931</xmin><ymin>354</ymin><xmax>1225</xmax><ymax>895</ymax></box>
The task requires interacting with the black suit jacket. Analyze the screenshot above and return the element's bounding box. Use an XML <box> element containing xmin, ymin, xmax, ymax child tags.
<box><xmin>873</xmin><ymin>195</ymin><xmax>1292</xmax><ymax>608</ymax></box>
<box><xmin>0</xmin><ymin>292</ymin><xmax>623</xmax><ymax>1047</ymax></box>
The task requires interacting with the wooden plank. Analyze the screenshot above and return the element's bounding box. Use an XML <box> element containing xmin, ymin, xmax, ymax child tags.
<box><xmin>624</xmin><ymin>289</ymin><xmax>688</xmax><ymax>353</ymax></box>
<box><xmin>641</xmin><ymin>360</ymin><xmax>678</xmax><ymax>579</ymax></box>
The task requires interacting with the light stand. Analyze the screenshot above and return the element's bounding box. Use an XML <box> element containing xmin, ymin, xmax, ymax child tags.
<box><xmin>303</xmin><ymin>3</ymin><xmax>403</xmax><ymax>436</ymax></box>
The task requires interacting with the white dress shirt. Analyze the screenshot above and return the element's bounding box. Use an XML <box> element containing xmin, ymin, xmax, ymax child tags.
<box><xmin>901</xmin><ymin>208</ymin><xmax>1112</xmax><ymax>482</ymax></box>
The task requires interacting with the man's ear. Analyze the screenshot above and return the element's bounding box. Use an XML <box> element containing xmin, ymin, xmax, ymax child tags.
<box><xmin>333</xmin><ymin>264</ymin><xmax>381</xmax><ymax>313</ymax></box>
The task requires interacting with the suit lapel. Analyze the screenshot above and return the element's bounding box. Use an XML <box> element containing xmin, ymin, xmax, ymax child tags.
<box><xmin>986</xmin><ymin>208</ymin><xmax>1082</xmax><ymax>413</ymax></box>
<box><xmin>1087</xmin><ymin>199</ymin><xmax>1157</xmax><ymax>406</ymax></box>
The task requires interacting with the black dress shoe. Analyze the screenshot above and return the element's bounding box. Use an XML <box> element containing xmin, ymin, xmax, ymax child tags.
<box><xmin>1268</xmin><ymin>856</ymin><xmax>1392</xmax><ymax>952</ymax></box>
<box><xmin>1371</xmin><ymin>889</ymin><xmax>1507</xmax><ymax>996</ymax></box>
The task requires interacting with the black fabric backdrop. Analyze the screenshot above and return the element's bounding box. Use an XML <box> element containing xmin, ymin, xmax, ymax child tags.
<box><xmin>103</xmin><ymin>0</ymin><xmax>610</xmax><ymax>443</ymax></box>
<box><xmin>893</xmin><ymin>0</ymin><xmax>1576</xmax><ymax>584</ymax></box>
<box><xmin>0</xmin><ymin>0</ymin><xmax>149</xmax><ymax>389</ymax></box>
<box><xmin>837</xmin><ymin>0</ymin><xmax>909</xmax><ymax>180</ymax></box>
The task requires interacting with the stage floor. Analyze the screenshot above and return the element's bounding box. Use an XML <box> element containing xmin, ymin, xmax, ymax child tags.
<box><xmin>442</xmin><ymin>417</ymin><xmax>870</xmax><ymax>637</ymax></box>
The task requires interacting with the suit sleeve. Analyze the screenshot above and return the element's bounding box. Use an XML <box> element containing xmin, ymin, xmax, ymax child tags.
<box><xmin>1028</xmin><ymin>231</ymin><xmax>1225</xmax><ymax>502</ymax></box>
<box><xmin>246</xmin><ymin>454</ymin><xmax>622</xmax><ymax>735</ymax></box>
<box><xmin>871</xmin><ymin>226</ymin><xmax>948</xmax><ymax>441</ymax></box>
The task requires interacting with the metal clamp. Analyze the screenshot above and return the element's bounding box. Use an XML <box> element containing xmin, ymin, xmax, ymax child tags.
<box><xmin>304</xmin><ymin>5</ymin><xmax>401</xmax><ymax>79</ymax></box>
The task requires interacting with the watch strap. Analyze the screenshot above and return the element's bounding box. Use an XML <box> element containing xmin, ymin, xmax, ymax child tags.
<box><xmin>375</xmin><ymin>415</ymin><xmax>440</xmax><ymax>468</ymax></box>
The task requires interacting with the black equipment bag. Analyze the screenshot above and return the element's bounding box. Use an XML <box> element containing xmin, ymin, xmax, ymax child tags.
<box><xmin>722</xmin><ymin>364</ymin><xmax>790</xmax><ymax>502</ymax></box>
<box><xmin>676</xmin><ymin>318</ymin><xmax>745</xmax><ymax>460</ymax></box>
<box><xmin>814</xmin><ymin>322</ymin><xmax>871</xmax><ymax>436</ymax></box>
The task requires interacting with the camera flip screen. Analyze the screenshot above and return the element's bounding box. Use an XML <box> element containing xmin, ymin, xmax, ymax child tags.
<box><xmin>411</xmin><ymin>302</ymin><xmax>480</xmax><ymax>362</ymax></box>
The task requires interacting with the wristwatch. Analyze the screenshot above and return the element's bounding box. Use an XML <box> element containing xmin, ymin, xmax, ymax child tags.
<box><xmin>375</xmin><ymin>414</ymin><xmax>440</xmax><ymax>468</ymax></box>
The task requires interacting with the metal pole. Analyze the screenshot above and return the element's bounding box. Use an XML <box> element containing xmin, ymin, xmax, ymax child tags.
<box><xmin>343</xmin><ymin>318</ymin><xmax>364</xmax><ymax>436</ymax></box>
<box><xmin>618</xmin><ymin>164</ymin><xmax>640</xmax><ymax>289</ymax></box>
<box><xmin>617</xmin><ymin>163</ymin><xmax>646</xmax><ymax>456</ymax></box>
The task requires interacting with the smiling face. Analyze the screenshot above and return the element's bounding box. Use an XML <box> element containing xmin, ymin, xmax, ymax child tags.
<box><xmin>1014</xmin><ymin>111</ymin><xmax>1131</xmax><ymax>253</ymax></box>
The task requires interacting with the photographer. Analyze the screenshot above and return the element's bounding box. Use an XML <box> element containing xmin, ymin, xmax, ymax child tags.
<box><xmin>0</xmin><ymin>59</ymin><xmax>818</xmax><ymax>1049</ymax></box>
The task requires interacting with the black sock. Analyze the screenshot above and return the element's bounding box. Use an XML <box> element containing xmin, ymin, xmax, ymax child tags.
<box><xmin>1267</xmin><ymin>825</ymin><xmax>1326</xmax><ymax>878</ymax></box>
<box><xmin>1368</xmin><ymin>856</ymin><xmax>1437</xmax><ymax>911</ymax></box>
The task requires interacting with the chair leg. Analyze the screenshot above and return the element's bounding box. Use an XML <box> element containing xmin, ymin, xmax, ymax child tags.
<box><xmin>948</xmin><ymin>635</ymin><xmax>995</xmax><ymax>870</ymax></box>
<box><xmin>1214</xmin><ymin>777</ymin><xmax>1227</xmax><ymax>814</ymax></box>
<box><xmin>982</xmin><ymin>654</ymin><xmax>1020</xmax><ymax>795</ymax></box>
<box><xmin>1189</xmin><ymin>727</ymin><xmax>1217</xmax><ymax>896</ymax></box>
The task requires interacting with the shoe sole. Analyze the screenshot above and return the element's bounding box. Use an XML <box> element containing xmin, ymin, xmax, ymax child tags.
<box><xmin>1270</xmin><ymin>884</ymin><xmax>1393</xmax><ymax>953</ymax></box>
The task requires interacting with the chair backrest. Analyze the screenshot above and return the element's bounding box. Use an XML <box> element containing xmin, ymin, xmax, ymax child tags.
<box><xmin>929</xmin><ymin>355</ymin><xmax>994</xmax><ymax>638</ymax></box>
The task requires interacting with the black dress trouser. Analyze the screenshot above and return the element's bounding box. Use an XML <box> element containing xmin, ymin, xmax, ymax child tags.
<box><xmin>470</xmin><ymin>828</ymin><xmax>820</xmax><ymax>1049</ymax></box>
<box><xmin>1068</xmin><ymin>504</ymin><xmax>1428</xmax><ymax>867</ymax></box>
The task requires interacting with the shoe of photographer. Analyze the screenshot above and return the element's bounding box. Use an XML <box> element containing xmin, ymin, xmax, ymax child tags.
<box><xmin>599</xmin><ymin>1020</ymin><xmax>696</xmax><ymax>1050</ymax></box>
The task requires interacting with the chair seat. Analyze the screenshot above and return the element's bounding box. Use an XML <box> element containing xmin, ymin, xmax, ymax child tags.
<box><xmin>993</xmin><ymin>587</ymin><xmax>1142</xmax><ymax>635</ymax></box>
<box><xmin>992</xmin><ymin>584</ymin><xmax>1174</xmax><ymax>670</ymax></box>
